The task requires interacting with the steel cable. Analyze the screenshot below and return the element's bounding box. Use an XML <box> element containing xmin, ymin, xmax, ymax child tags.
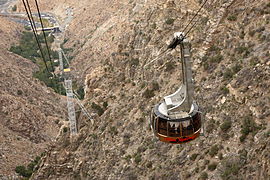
<box><xmin>21</xmin><ymin>0</ymin><xmax>50</xmax><ymax>73</ymax></box>
<box><xmin>34</xmin><ymin>0</ymin><xmax>55</xmax><ymax>76</ymax></box>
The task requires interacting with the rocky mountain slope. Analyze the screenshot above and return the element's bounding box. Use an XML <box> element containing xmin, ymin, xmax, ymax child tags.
<box><xmin>0</xmin><ymin>17</ymin><xmax>67</xmax><ymax>178</ymax></box>
<box><xmin>9</xmin><ymin>0</ymin><xmax>270</xmax><ymax>179</ymax></box>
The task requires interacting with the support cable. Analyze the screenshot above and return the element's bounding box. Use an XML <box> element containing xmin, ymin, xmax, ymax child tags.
<box><xmin>182</xmin><ymin>0</ymin><xmax>210</xmax><ymax>35</ymax></box>
<box><xmin>34</xmin><ymin>0</ymin><xmax>55</xmax><ymax>76</ymax></box>
<box><xmin>184</xmin><ymin>18</ymin><xmax>200</xmax><ymax>37</ymax></box>
<box><xmin>144</xmin><ymin>0</ymin><xmax>211</xmax><ymax>68</ymax></box>
<box><xmin>21</xmin><ymin>0</ymin><xmax>50</xmax><ymax>73</ymax></box>
<box><xmin>25</xmin><ymin>0</ymin><xmax>37</xmax><ymax>34</ymax></box>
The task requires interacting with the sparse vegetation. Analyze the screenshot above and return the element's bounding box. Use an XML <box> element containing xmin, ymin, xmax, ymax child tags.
<box><xmin>240</xmin><ymin>115</ymin><xmax>261</xmax><ymax>142</ymax></box>
<box><xmin>222</xmin><ymin>63</ymin><xmax>242</xmax><ymax>81</ymax></box>
<box><xmin>60</xmin><ymin>38</ymin><xmax>74</xmax><ymax>57</ymax></box>
<box><xmin>190</xmin><ymin>153</ymin><xmax>199</xmax><ymax>161</ymax></box>
<box><xmin>223</xmin><ymin>68</ymin><xmax>234</xmax><ymax>80</ymax></box>
<box><xmin>17</xmin><ymin>89</ymin><xmax>23</xmax><ymax>95</ymax></box>
<box><xmin>219</xmin><ymin>157</ymin><xmax>242</xmax><ymax>180</ymax></box>
<box><xmin>227</xmin><ymin>15</ymin><xmax>237</xmax><ymax>21</ymax></box>
<box><xmin>220</xmin><ymin>86</ymin><xmax>229</xmax><ymax>95</ymax></box>
<box><xmin>206</xmin><ymin>119</ymin><xmax>216</xmax><ymax>133</ymax></box>
<box><xmin>91</xmin><ymin>102</ymin><xmax>105</xmax><ymax>116</ymax></box>
<box><xmin>204</xmin><ymin>159</ymin><xmax>210</xmax><ymax>165</ymax></box>
<box><xmin>12</xmin><ymin>5</ymin><xmax>17</xmax><ymax>11</ymax></box>
<box><xmin>15</xmin><ymin>156</ymin><xmax>41</xmax><ymax>178</ymax></box>
<box><xmin>248</xmin><ymin>29</ymin><xmax>256</xmax><ymax>37</ymax></box>
<box><xmin>109</xmin><ymin>126</ymin><xmax>118</xmax><ymax>135</ymax></box>
<box><xmin>218</xmin><ymin>152</ymin><xmax>223</xmax><ymax>160</ymax></box>
<box><xmin>165</xmin><ymin>61</ymin><xmax>175</xmax><ymax>71</ymax></box>
<box><xmin>9</xmin><ymin>31</ymin><xmax>65</xmax><ymax>94</ymax></box>
<box><xmin>103</xmin><ymin>101</ymin><xmax>108</xmax><ymax>109</ymax></box>
<box><xmin>209</xmin><ymin>144</ymin><xmax>219</xmax><ymax>157</ymax></box>
<box><xmin>134</xmin><ymin>153</ymin><xmax>142</xmax><ymax>164</ymax></box>
<box><xmin>151</xmin><ymin>23</ymin><xmax>157</xmax><ymax>29</ymax></box>
<box><xmin>76</xmin><ymin>86</ymin><xmax>85</xmax><ymax>99</ymax></box>
<box><xmin>15</xmin><ymin>166</ymin><xmax>32</xmax><ymax>178</ymax></box>
<box><xmin>235</xmin><ymin>46</ymin><xmax>250</xmax><ymax>57</ymax></box>
<box><xmin>151</xmin><ymin>81</ymin><xmax>159</xmax><ymax>91</ymax></box>
<box><xmin>200</xmin><ymin>172</ymin><xmax>208</xmax><ymax>180</ymax></box>
<box><xmin>209</xmin><ymin>54</ymin><xmax>223</xmax><ymax>63</ymax></box>
<box><xmin>209</xmin><ymin>45</ymin><xmax>221</xmax><ymax>52</ymax></box>
<box><xmin>165</xmin><ymin>18</ymin><xmax>175</xmax><ymax>25</ymax></box>
<box><xmin>208</xmin><ymin>162</ymin><xmax>218</xmax><ymax>171</ymax></box>
<box><xmin>231</xmin><ymin>64</ymin><xmax>242</xmax><ymax>74</ymax></box>
<box><xmin>220</xmin><ymin>120</ymin><xmax>232</xmax><ymax>132</ymax></box>
<box><xmin>142</xmin><ymin>88</ymin><xmax>155</xmax><ymax>98</ymax></box>
<box><xmin>130</xmin><ymin>58</ymin><xmax>139</xmax><ymax>66</ymax></box>
<box><xmin>63</xmin><ymin>127</ymin><xmax>68</xmax><ymax>133</ymax></box>
<box><xmin>124</xmin><ymin>155</ymin><xmax>132</xmax><ymax>162</ymax></box>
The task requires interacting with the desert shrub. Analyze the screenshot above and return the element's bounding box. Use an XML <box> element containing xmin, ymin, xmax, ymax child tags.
<box><xmin>208</xmin><ymin>162</ymin><xmax>218</xmax><ymax>171</ymax></box>
<box><xmin>12</xmin><ymin>5</ymin><xmax>17</xmax><ymax>11</ymax></box>
<box><xmin>165</xmin><ymin>61</ymin><xmax>175</xmax><ymax>71</ymax></box>
<box><xmin>17</xmin><ymin>89</ymin><xmax>23</xmax><ymax>95</ymax></box>
<box><xmin>240</xmin><ymin>115</ymin><xmax>260</xmax><ymax>142</ymax></box>
<box><xmin>219</xmin><ymin>157</ymin><xmax>242</xmax><ymax>180</ymax></box>
<box><xmin>15</xmin><ymin>156</ymin><xmax>41</xmax><ymax>178</ymax></box>
<box><xmin>203</xmin><ymin>62</ymin><xmax>209</xmax><ymax>70</ymax></box>
<box><xmin>209</xmin><ymin>144</ymin><xmax>219</xmax><ymax>157</ymax></box>
<box><xmin>218</xmin><ymin>152</ymin><xmax>223</xmax><ymax>160</ymax></box>
<box><xmin>209</xmin><ymin>54</ymin><xmax>223</xmax><ymax>63</ymax></box>
<box><xmin>134</xmin><ymin>153</ymin><xmax>142</xmax><ymax>164</ymax></box>
<box><xmin>151</xmin><ymin>81</ymin><xmax>160</xmax><ymax>91</ymax></box>
<box><xmin>248</xmin><ymin>29</ymin><xmax>256</xmax><ymax>37</ymax></box>
<box><xmin>124</xmin><ymin>155</ymin><xmax>132</xmax><ymax>162</ymax></box>
<box><xmin>103</xmin><ymin>101</ymin><xmax>108</xmax><ymax>109</ymax></box>
<box><xmin>165</xmin><ymin>18</ymin><xmax>175</xmax><ymax>25</ymax></box>
<box><xmin>63</xmin><ymin>127</ymin><xmax>68</xmax><ymax>133</ymax></box>
<box><xmin>190</xmin><ymin>153</ymin><xmax>199</xmax><ymax>161</ymax></box>
<box><xmin>220</xmin><ymin>120</ymin><xmax>232</xmax><ymax>132</ymax></box>
<box><xmin>109</xmin><ymin>126</ymin><xmax>118</xmax><ymax>135</ymax></box>
<box><xmin>15</xmin><ymin>166</ymin><xmax>32</xmax><ymax>178</ymax></box>
<box><xmin>33</xmin><ymin>71</ymin><xmax>65</xmax><ymax>95</ymax></box>
<box><xmin>201</xmin><ymin>16</ymin><xmax>209</xmax><ymax>25</ymax></box>
<box><xmin>232</xmin><ymin>64</ymin><xmax>242</xmax><ymax>74</ymax></box>
<box><xmin>239</xmin><ymin>30</ymin><xmax>245</xmax><ymax>39</ymax></box>
<box><xmin>130</xmin><ymin>58</ymin><xmax>139</xmax><ymax>66</ymax></box>
<box><xmin>220</xmin><ymin>86</ymin><xmax>229</xmax><ymax>95</ymax></box>
<box><xmin>235</xmin><ymin>46</ymin><xmax>249</xmax><ymax>55</ymax></box>
<box><xmin>227</xmin><ymin>15</ymin><xmax>237</xmax><ymax>21</ymax></box>
<box><xmin>91</xmin><ymin>102</ymin><xmax>104</xmax><ymax>116</ymax></box>
<box><xmin>206</xmin><ymin>119</ymin><xmax>216</xmax><ymax>133</ymax></box>
<box><xmin>142</xmin><ymin>88</ymin><xmax>155</xmax><ymax>98</ymax></box>
<box><xmin>204</xmin><ymin>159</ymin><xmax>210</xmax><ymax>165</ymax></box>
<box><xmin>209</xmin><ymin>45</ymin><xmax>221</xmax><ymax>52</ymax></box>
<box><xmin>200</xmin><ymin>172</ymin><xmax>208</xmax><ymax>180</ymax></box>
<box><xmin>146</xmin><ymin>161</ymin><xmax>152</xmax><ymax>168</ymax></box>
<box><xmin>151</xmin><ymin>23</ymin><xmax>157</xmax><ymax>29</ymax></box>
<box><xmin>76</xmin><ymin>86</ymin><xmax>85</xmax><ymax>99</ymax></box>
<box><xmin>223</xmin><ymin>68</ymin><xmax>234</xmax><ymax>80</ymax></box>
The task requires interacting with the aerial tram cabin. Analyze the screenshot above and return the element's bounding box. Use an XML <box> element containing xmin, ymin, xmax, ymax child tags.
<box><xmin>150</xmin><ymin>32</ymin><xmax>202</xmax><ymax>144</ymax></box>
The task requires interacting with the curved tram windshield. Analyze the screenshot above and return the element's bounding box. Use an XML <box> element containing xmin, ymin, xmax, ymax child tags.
<box><xmin>151</xmin><ymin>105</ymin><xmax>201</xmax><ymax>143</ymax></box>
<box><xmin>156</xmin><ymin>115</ymin><xmax>201</xmax><ymax>137</ymax></box>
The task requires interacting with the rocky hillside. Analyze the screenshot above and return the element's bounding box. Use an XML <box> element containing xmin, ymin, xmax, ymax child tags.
<box><xmin>0</xmin><ymin>17</ymin><xmax>67</xmax><ymax>178</ymax></box>
<box><xmin>12</xmin><ymin>0</ymin><xmax>270</xmax><ymax>179</ymax></box>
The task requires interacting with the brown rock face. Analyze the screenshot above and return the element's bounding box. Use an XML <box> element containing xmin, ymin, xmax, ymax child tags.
<box><xmin>5</xmin><ymin>0</ymin><xmax>270</xmax><ymax>179</ymax></box>
<box><xmin>0</xmin><ymin>17</ymin><xmax>66</xmax><ymax>177</ymax></box>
